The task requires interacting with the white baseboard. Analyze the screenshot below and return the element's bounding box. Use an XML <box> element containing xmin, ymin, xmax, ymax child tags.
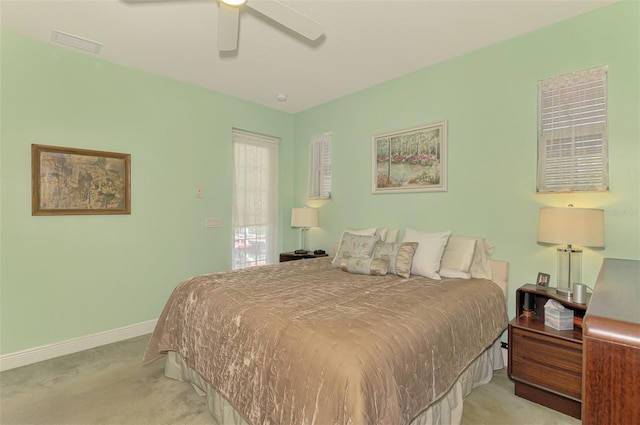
<box><xmin>0</xmin><ymin>319</ymin><xmax>157</xmax><ymax>372</ymax></box>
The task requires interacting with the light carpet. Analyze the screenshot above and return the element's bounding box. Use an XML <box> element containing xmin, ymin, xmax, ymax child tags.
<box><xmin>0</xmin><ymin>335</ymin><xmax>581</xmax><ymax>425</ymax></box>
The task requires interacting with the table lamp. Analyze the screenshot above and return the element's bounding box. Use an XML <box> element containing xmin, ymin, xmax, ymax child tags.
<box><xmin>537</xmin><ymin>206</ymin><xmax>605</xmax><ymax>295</ymax></box>
<box><xmin>291</xmin><ymin>208</ymin><xmax>318</xmax><ymax>254</ymax></box>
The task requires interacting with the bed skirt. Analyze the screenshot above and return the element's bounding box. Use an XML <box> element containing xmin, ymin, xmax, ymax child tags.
<box><xmin>163</xmin><ymin>338</ymin><xmax>504</xmax><ymax>425</ymax></box>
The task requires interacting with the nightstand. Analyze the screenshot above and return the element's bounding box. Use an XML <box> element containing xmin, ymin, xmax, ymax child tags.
<box><xmin>508</xmin><ymin>284</ymin><xmax>590</xmax><ymax>419</ymax></box>
<box><xmin>279</xmin><ymin>251</ymin><xmax>329</xmax><ymax>262</ymax></box>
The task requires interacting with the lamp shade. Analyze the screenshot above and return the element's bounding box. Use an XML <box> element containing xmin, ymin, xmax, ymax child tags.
<box><xmin>220</xmin><ymin>0</ymin><xmax>247</xmax><ymax>5</ymax></box>
<box><xmin>537</xmin><ymin>207</ymin><xmax>605</xmax><ymax>247</ymax></box>
<box><xmin>291</xmin><ymin>208</ymin><xmax>318</xmax><ymax>228</ymax></box>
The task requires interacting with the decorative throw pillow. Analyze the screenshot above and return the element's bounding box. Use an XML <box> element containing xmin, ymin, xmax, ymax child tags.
<box><xmin>374</xmin><ymin>227</ymin><xmax>388</xmax><ymax>242</ymax></box>
<box><xmin>402</xmin><ymin>228</ymin><xmax>452</xmax><ymax>280</ymax></box>
<box><xmin>333</xmin><ymin>227</ymin><xmax>377</xmax><ymax>259</ymax></box>
<box><xmin>340</xmin><ymin>257</ymin><xmax>389</xmax><ymax>276</ymax></box>
<box><xmin>373</xmin><ymin>242</ymin><xmax>418</xmax><ymax>278</ymax></box>
<box><xmin>439</xmin><ymin>236</ymin><xmax>477</xmax><ymax>279</ymax></box>
<box><xmin>331</xmin><ymin>232</ymin><xmax>380</xmax><ymax>268</ymax></box>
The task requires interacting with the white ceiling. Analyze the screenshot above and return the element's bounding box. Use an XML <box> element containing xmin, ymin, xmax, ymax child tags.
<box><xmin>1</xmin><ymin>0</ymin><xmax>616</xmax><ymax>113</ymax></box>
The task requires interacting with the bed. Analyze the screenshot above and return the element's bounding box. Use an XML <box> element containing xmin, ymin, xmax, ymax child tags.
<box><xmin>144</xmin><ymin>231</ymin><xmax>509</xmax><ymax>425</ymax></box>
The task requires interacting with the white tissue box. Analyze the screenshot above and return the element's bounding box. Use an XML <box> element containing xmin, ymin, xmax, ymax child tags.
<box><xmin>545</xmin><ymin>307</ymin><xmax>574</xmax><ymax>330</ymax></box>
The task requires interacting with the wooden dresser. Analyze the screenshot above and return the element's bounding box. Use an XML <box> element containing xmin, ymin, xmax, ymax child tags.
<box><xmin>582</xmin><ymin>258</ymin><xmax>640</xmax><ymax>425</ymax></box>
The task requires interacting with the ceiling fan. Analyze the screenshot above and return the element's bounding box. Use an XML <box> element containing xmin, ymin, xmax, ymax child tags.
<box><xmin>127</xmin><ymin>0</ymin><xmax>323</xmax><ymax>52</ymax></box>
<box><xmin>217</xmin><ymin>0</ymin><xmax>324</xmax><ymax>51</ymax></box>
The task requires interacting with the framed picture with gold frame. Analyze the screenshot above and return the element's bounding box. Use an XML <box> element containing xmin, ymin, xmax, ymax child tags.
<box><xmin>32</xmin><ymin>144</ymin><xmax>131</xmax><ymax>215</ymax></box>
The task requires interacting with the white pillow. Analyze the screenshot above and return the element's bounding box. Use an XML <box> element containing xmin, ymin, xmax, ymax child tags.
<box><xmin>439</xmin><ymin>236</ymin><xmax>477</xmax><ymax>279</ymax></box>
<box><xmin>439</xmin><ymin>268</ymin><xmax>472</xmax><ymax>279</ymax></box>
<box><xmin>402</xmin><ymin>228</ymin><xmax>452</xmax><ymax>280</ymax></box>
<box><xmin>340</xmin><ymin>227</ymin><xmax>377</xmax><ymax>238</ymax></box>
<box><xmin>468</xmin><ymin>237</ymin><xmax>495</xmax><ymax>279</ymax></box>
<box><xmin>384</xmin><ymin>228</ymin><xmax>399</xmax><ymax>243</ymax></box>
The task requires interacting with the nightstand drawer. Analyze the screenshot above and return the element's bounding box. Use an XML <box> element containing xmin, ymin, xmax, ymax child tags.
<box><xmin>511</xmin><ymin>327</ymin><xmax>582</xmax><ymax>400</ymax></box>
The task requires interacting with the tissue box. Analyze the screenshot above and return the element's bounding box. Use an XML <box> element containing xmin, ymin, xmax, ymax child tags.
<box><xmin>545</xmin><ymin>307</ymin><xmax>574</xmax><ymax>330</ymax></box>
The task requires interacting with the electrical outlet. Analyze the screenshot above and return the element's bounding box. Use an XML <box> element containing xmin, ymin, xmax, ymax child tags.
<box><xmin>195</xmin><ymin>186</ymin><xmax>204</xmax><ymax>198</ymax></box>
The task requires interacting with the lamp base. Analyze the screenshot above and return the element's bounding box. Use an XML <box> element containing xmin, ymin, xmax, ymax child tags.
<box><xmin>557</xmin><ymin>246</ymin><xmax>582</xmax><ymax>297</ymax></box>
<box><xmin>299</xmin><ymin>228</ymin><xmax>310</xmax><ymax>254</ymax></box>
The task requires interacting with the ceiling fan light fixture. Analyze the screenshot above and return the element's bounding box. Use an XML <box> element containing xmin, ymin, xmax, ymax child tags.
<box><xmin>220</xmin><ymin>0</ymin><xmax>247</xmax><ymax>6</ymax></box>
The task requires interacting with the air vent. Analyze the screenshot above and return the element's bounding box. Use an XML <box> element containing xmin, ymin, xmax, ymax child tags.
<box><xmin>51</xmin><ymin>30</ymin><xmax>102</xmax><ymax>54</ymax></box>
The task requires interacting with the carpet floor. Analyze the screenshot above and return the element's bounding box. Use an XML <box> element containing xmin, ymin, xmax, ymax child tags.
<box><xmin>0</xmin><ymin>335</ymin><xmax>581</xmax><ymax>425</ymax></box>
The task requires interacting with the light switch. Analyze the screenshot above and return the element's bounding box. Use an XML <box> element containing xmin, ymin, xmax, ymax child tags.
<box><xmin>205</xmin><ymin>217</ymin><xmax>222</xmax><ymax>228</ymax></box>
<box><xmin>195</xmin><ymin>186</ymin><xmax>204</xmax><ymax>198</ymax></box>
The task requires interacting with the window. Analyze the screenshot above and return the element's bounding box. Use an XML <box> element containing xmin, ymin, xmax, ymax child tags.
<box><xmin>308</xmin><ymin>133</ymin><xmax>332</xmax><ymax>199</ymax></box>
<box><xmin>232</xmin><ymin>130</ymin><xmax>278</xmax><ymax>269</ymax></box>
<box><xmin>537</xmin><ymin>66</ymin><xmax>608</xmax><ymax>193</ymax></box>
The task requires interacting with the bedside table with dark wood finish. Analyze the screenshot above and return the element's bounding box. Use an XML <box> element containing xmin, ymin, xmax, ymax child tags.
<box><xmin>508</xmin><ymin>284</ymin><xmax>590</xmax><ymax>420</ymax></box>
<box><xmin>279</xmin><ymin>251</ymin><xmax>329</xmax><ymax>262</ymax></box>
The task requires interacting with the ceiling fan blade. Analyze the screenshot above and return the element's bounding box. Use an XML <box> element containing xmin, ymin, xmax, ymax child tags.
<box><xmin>218</xmin><ymin>3</ymin><xmax>240</xmax><ymax>51</ymax></box>
<box><xmin>246</xmin><ymin>0</ymin><xmax>323</xmax><ymax>41</ymax></box>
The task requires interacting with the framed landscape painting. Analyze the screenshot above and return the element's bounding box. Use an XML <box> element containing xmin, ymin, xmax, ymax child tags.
<box><xmin>372</xmin><ymin>121</ymin><xmax>447</xmax><ymax>194</ymax></box>
<box><xmin>32</xmin><ymin>144</ymin><xmax>131</xmax><ymax>215</ymax></box>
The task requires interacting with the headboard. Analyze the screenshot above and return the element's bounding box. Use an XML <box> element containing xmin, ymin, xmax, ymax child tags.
<box><xmin>490</xmin><ymin>259</ymin><xmax>509</xmax><ymax>305</ymax></box>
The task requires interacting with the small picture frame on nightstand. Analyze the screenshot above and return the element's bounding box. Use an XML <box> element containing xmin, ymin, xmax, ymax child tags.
<box><xmin>536</xmin><ymin>272</ymin><xmax>550</xmax><ymax>288</ymax></box>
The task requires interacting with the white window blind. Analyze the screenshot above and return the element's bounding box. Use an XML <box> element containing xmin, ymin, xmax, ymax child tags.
<box><xmin>232</xmin><ymin>130</ymin><xmax>278</xmax><ymax>269</ymax></box>
<box><xmin>537</xmin><ymin>66</ymin><xmax>609</xmax><ymax>193</ymax></box>
<box><xmin>308</xmin><ymin>133</ymin><xmax>332</xmax><ymax>199</ymax></box>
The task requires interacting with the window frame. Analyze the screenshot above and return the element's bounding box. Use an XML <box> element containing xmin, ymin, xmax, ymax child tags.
<box><xmin>231</xmin><ymin>129</ymin><xmax>279</xmax><ymax>269</ymax></box>
<box><xmin>537</xmin><ymin>66</ymin><xmax>609</xmax><ymax>193</ymax></box>
<box><xmin>308</xmin><ymin>132</ymin><xmax>332</xmax><ymax>200</ymax></box>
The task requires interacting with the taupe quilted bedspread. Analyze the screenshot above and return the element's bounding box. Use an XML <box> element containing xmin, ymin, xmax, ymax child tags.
<box><xmin>144</xmin><ymin>257</ymin><xmax>507</xmax><ymax>425</ymax></box>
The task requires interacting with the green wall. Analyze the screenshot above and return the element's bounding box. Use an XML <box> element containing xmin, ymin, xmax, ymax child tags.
<box><xmin>294</xmin><ymin>1</ymin><xmax>640</xmax><ymax>319</ymax></box>
<box><xmin>1</xmin><ymin>1</ymin><xmax>638</xmax><ymax>356</ymax></box>
<box><xmin>0</xmin><ymin>32</ymin><xmax>296</xmax><ymax>355</ymax></box>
